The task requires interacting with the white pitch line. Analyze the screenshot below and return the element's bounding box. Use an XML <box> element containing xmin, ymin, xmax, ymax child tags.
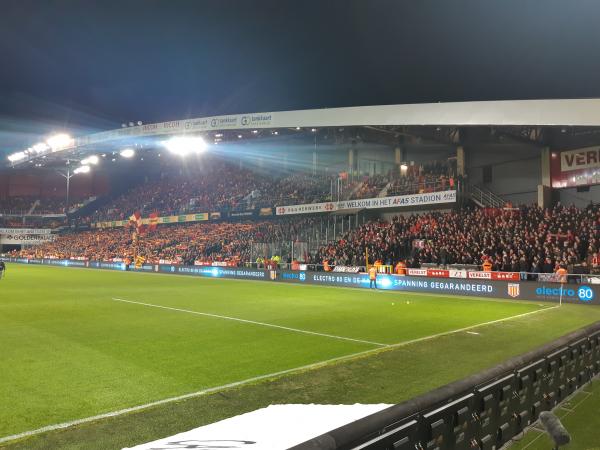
<box><xmin>111</xmin><ymin>297</ymin><xmax>388</xmax><ymax>347</ymax></box>
<box><xmin>0</xmin><ymin>303</ymin><xmax>559</xmax><ymax>445</ymax></box>
<box><xmin>378</xmin><ymin>305</ymin><xmax>560</xmax><ymax>352</ymax></box>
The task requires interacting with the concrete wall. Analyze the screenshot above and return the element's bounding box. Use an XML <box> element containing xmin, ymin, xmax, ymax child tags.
<box><xmin>558</xmin><ymin>185</ymin><xmax>600</xmax><ymax>208</ymax></box>
<box><xmin>467</xmin><ymin>144</ymin><xmax>541</xmax><ymax>205</ymax></box>
<box><xmin>404</xmin><ymin>144</ymin><xmax>456</xmax><ymax>165</ymax></box>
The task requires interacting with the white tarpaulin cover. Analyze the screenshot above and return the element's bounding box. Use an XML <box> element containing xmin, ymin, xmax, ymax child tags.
<box><xmin>123</xmin><ymin>403</ymin><xmax>392</xmax><ymax>450</ymax></box>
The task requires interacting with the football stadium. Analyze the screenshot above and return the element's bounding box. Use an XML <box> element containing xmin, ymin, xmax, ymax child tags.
<box><xmin>2</xmin><ymin>2</ymin><xmax>600</xmax><ymax>450</ymax></box>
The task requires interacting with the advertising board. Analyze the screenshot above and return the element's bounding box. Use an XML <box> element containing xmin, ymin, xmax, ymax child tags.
<box><xmin>1</xmin><ymin>257</ymin><xmax>599</xmax><ymax>305</ymax></box>
<box><xmin>276</xmin><ymin>191</ymin><xmax>456</xmax><ymax>216</ymax></box>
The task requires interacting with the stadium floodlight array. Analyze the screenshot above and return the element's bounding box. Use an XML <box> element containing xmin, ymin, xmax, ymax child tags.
<box><xmin>7</xmin><ymin>151</ymin><xmax>27</xmax><ymax>162</ymax></box>
<box><xmin>73</xmin><ymin>165</ymin><xmax>91</xmax><ymax>174</ymax></box>
<box><xmin>7</xmin><ymin>133</ymin><xmax>73</xmax><ymax>163</ymax></box>
<box><xmin>46</xmin><ymin>133</ymin><xmax>73</xmax><ymax>152</ymax></box>
<box><xmin>81</xmin><ymin>155</ymin><xmax>99</xmax><ymax>165</ymax></box>
<box><xmin>163</xmin><ymin>136</ymin><xmax>207</xmax><ymax>156</ymax></box>
<box><xmin>120</xmin><ymin>148</ymin><xmax>135</xmax><ymax>158</ymax></box>
<box><xmin>32</xmin><ymin>142</ymin><xmax>49</xmax><ymax>153</ymax></box>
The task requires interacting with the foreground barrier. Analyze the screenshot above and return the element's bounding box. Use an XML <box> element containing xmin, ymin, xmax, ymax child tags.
<box><xmin>291</xmin><ymin>322</ymin><xmax>600</xmax><ymax>450</ymax></box>
<box><xmin>2</xmin><ymin>257</ymin><xmax>600</xmax><ymax>305</ymax></box>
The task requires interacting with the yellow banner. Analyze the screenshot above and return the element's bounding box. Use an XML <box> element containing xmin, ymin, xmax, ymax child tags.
<box><xmin>93</xmin><ymin>212</ymin><xmax>209</xmax><ymax>229</ymax></box>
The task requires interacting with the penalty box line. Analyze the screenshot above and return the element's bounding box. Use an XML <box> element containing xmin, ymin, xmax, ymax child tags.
<box><xmin>0</xmin><ymin>303</ymin><xmax>558</xmax><ymax>445</ymax></box>
<box><xmin>111</xmin><ymin>297</ymin><xmax>388</xmax><ymax>347</ymax></box>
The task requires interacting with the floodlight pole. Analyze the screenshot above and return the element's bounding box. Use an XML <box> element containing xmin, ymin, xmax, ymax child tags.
<box><xmin>66</xmin><ymin>166</ymin><xmax>71</xmax><ymax>213</ymax></box>
<box><xmin>56</xmin><ymin>159</ymin><xmax>75</xmax><ymax>218</ymax></box>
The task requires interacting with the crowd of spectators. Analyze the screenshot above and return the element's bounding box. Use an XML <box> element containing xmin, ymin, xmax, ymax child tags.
<box><xmin>268</xmin><ymin>173</ymin><xmax>336</xmax><ymax>206</ymax></box>
<box><xmin>317</xmin><ymin>204</ymin><xmax>600</xmax><ymax>274</ymax></box>
<box><xmin>350</xmin><ymin>174</ymin><xmax>389</xmax><ymax>199</ymax></box>
<box><xmin>91</xmin><ymin>162</ymin><xmax>340</xmax><ymax>222</ymax></box>
<box><xmin>19</xmin><ymin>218</ymin><xmax>318</xmax><ymax>264</ymax></box>
<box><xmin>35</xmin><ymin>198</ymin><xmax>69</xmax><ymax>214</ymax></box>
<box><xmin>0</xmin><ymin>196</ymin><xmax>35</xmax><ymax>214</ymax></box>
<box><xmin>0</xmin><ymin>196</ymin><xmax>73</xmax><ymax>215</ymax></box>
<box><xmin>91</xmin><ymin>159</ymin><xmax>455</xmax><ymax>222</ymax></box>
<box><xmin>387</xmin><ymin>173</ymin><xmax>454</xmax><ymax>196</ymax></box>
<box><xmin>0</xmin><ymin>217</ymin><xmax>66</xmax><ymax>229</ymax></box>
<box><xmin>13</xmin><ymin>202</ymin><xmax>600</xmax><ymax>276</ymax></box>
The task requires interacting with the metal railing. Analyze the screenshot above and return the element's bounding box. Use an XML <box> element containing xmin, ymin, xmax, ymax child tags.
<box><xmin>386</xmin><ymin>179</ymin><xmax>455</xmax><ymax>197</ymax></box>
<box><xmin>468</xmin><ymin>184</ymin><xmax>506</xmax><ymax>208</ymax></box>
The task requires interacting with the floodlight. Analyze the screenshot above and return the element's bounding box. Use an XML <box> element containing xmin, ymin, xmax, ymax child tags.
<box><xmin>74</xmin><ymin>165</ymin><xmax>90</xmax><ymax>174</ymax></box>
<box><xmin>46</xmin><ymin>133</ymin><xmax>73</xmax><ymax>151</ymax></box>
<box><xmin>252</xmin><ymin>130</ymin><xmax>258</xmax><ymax>134</ymax></box>
<box><xmin>8</xmin><ymin>151</ymin><xmax>26</xmax><ymax>162</ymax></box>
<box><xmin>81</xmin><ymin>155</ymin><xmax>99</xmax><ymax>165</ymax></box>
<box><xmin>163</xmin><ymin>136</ymin><xmax>207</xmax><ymax>156</ymax></box>
<box><xmin>120</xmin><ymin>148</ymin><xmax>135</xmax><ymax>158</ymax></box>
<box><xmin>311</xmin><ymin>128</ymin><xmax>317</xmax><ymax>132</ymax></box>
<box><xmin>32</xmin><ymin>142</ymin><xmax>49</xmax><ymax>153</ymax></box>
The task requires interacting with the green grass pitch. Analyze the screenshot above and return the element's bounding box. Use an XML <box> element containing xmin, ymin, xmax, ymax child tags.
<box><xmin>1</xmin><ymin>264</ymin><xmax>600</xmax><ymax>449</ymax></box>
<box><xmin>511</xmin><ymin>375</ymin><xmax>600</xmax><ymax>450</ymax></box>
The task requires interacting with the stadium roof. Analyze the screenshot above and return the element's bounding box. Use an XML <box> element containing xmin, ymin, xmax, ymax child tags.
<box><xmin>8</xmin><ymin>98</ymin><xmax>600</xmax><ymax>167</ymax></box>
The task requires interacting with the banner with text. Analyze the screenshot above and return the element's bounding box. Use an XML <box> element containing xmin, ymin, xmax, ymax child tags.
<box><xmin>94</xmin><ymin>212</ymin><xmax>211</xmax><ymax>229</ymax></box>
<box><xmin>551</xmin><ymin>146</ymin><xmax>600</xmax><ymax>188</ymax></box>
<box><xmin>0</xmin><ymin>228</ymin><xmax>55</xmax><ymax>245</ymax></box>
<box><xmin>276</xmin><ymin>190</ymin><xmax>456</xmax><ymax>215</ymax></box>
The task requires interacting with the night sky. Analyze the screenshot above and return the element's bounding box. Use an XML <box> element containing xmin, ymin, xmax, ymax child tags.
<box><xmin>2</xmin><ymin>0</ymin><xmax>600</xmax><ymax>152</ymax></box>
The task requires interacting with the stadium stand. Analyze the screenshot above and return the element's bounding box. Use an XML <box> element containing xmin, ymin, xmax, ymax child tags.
<box><xmin>15</xmin><ymin>204</ymin><xmax>600</xmax><ymax>276</ymax></box>
<box><xmin>0</xmin><ymin>196</ymin><xmax>36</xmax><ymax>214</ymax></box>
<box><xmin>318</xmin><ymin>204</ymin><xmax>600</xmax><ymax>273</ymax></box>
<box><xmin>87</xmin><ymin>159</ymin><xmax>453</xmax><ymax>222</ymax></box>
<box><xmin>18</xmin><ymin>218</ymin><xmax>319</xmax><ymax>264</ymax></box>
<box><xmin>90</xmin><ymin>162</ymin><xmax>337</xmax><ymax>221</ymax></box>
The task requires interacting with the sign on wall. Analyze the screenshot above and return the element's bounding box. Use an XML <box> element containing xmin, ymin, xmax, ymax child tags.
<box><xmin>276</xmin><ymin>190</ymin><xmax>457</xmax><ymax>215</ymax></box>
<box><xmin>0</xmin><ymin>228</ymin><xmax>55</xmax><ymax>245</ymax></box>
<box><xmin>551</xmin><ymin>146</ymin><xmax>600</xmax><ymax>188</ymax></box>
